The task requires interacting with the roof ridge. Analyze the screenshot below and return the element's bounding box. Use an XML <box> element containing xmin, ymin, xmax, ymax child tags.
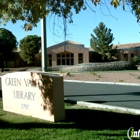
<box><xmin>67</xmin><ymin>40</ymin><xmax>83</xmax><ymax>45</ymax></box>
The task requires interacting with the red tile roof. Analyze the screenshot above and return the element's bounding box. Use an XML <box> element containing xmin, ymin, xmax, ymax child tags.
<box><xmin>88</xmin><ymin>43</ymin><xmax>140</xmax><ymax>51</ymax></box>
<box><xmin>114</xmin><ymin>43</ymin><xmax>140</xmax><ymax>49</ymax></box>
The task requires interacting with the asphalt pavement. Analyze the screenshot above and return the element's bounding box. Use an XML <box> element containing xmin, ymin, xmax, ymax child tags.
<box><xmin>64</xmin><ymin>80</ymin><xmax>140</xmax><ymax>114</ymax></box>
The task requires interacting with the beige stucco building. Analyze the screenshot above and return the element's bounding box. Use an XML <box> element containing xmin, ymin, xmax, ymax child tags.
<box><xmin>47</xmin><ymin>40</ymin><xmax>89</xmax><ymax>66</ymax></box>
<box><xmin>88</xmin><ymin>42</ymin><xmax>140</xmax><ymax>62</ymax></box>
<box><xmin>116</xmin><ymin>43</ymin><xmax>140</xmax><ymax>62</ymax></box>
<box><xmin>2</xmin><ymin>41</ymin><xmax>140</xmax><ymax>68</ymax></box>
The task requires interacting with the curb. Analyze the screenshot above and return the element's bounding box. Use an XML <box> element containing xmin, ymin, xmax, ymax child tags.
<box><xmin>64</xmin><ymin>99</ymin><xmax>140</xmax><ymax>115</ymax></box>
<box><xmin>64</xmin><ymin>80</ymin><xmax>140</xmax><ymax>86</ymax></box>
<box><xmin>77</xmin><ymin>101</ymin><xmax>140</xmax><ymax>115</ymax></box>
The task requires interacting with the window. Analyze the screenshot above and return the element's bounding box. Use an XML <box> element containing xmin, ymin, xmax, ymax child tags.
<box><xmin>131</xmin><ymin>53</ymin><xmax>134</xmax><ymax>58</ymax></box>
<box><xmin>49</xmin><ymin>54</ymin><xmax>52</xmax><ymax>59</ymax></box>
<box><xmin>48</xmin><ymin>54</ymin><xmax>52</xmax><ymax>66</ymax></box>
<box><xmin>71</xmin><ymin>54</ymin><xmax>74</xmax><ymax>57</ymax></box>
<box><xmin>71</xmin><ymin>58</ymin><xmax>74</xmax><ymax>65</ymax></box>
<box><xmin>66</xmin><ymin>59</ymin><xmax>70</xmax><ymax>65</ymax></box>
<box><xmin>56</xmin><ymin>53</ymin><xmax>74</xmax><ymax>66</ymax></box>
<box><xmin>57</xmin><ymin>59</ymin><xmax>61</xmax><ymax>65</ymax></box>
<box><xmin>62</xmin><ymin>54</ymin><xmax>65</xmax><ymax>57</ymax></box>
<box><xmin>66</xmin><ymin>54</ymin><xmax>69</xmax><ymax>57</ymax></box>
<box><xmin>49</xmin><ymin>59</ymin><xmax>52</xmax><ymax>66</ymax></box>
<box><xmin>62</xmin><ymin>59</ymin><xmax>65</xmax><ymax>65</ymax></box>
<box><xmin>124</xmin><ymin>54</ymin><xmax>127</xmax><ymax>58</ymax></box>
<box><xmin>57</xmin><ymin>54</ymin><xmax>60</xmax><ymax>58</ymax></box>
<box><xmin>78</xmin><ymin>53</ymin><xmax>83</xmax><ymax>57</ymax></box>
<box><xmin>78</xmin><ymin>53</ymin><xmax>83</xmax><ymax>63</ymax></box>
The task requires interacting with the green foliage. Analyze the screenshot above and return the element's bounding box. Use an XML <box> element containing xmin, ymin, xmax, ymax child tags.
<box><xmin>0</xmin><ymin>28</ymin><xmax>18</xmax><ymax>60</ymax></box>
<box><xmin>0</xmin><ymin>100</ymin><xmax>129</xmax><ymax>140</ymax></box>
<box><xmin>90</xmin><ymin>22</ymin><xmax>117</xmax><ymax>61</ymax></box>
<box><xmin>128</xmin><ymin>0</ymin><xmax>140</xmax><ymax>22</ymax></box>
<box><xmin>0</xmin><ymin>0</ymin><xmax>86</xmax><ymax>31</ymax></box>
<box><xmin>19</xmin><ymin>35</ymin><xmax>41</xmax><ymax>65</ymax></box>
<box><xmin>0</xmin><ymin>1</ymin><xmax>140</xmax><ymax>30</ymax></box>
<box><xmin>131</xmin><ymin>56</ymin><xmax>140</xmax><ymax>65</ymax></box>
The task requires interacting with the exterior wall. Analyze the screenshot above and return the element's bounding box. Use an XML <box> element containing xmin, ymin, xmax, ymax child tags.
<box><xmin>47</xmin><ymin>42</ymin><xmax>89</xmax><ymax>66</ymax></box>
<box><xmin>135</xmin><ymin>48</ymin><xmax>140</xmax><ymax>56</ymax></box>
<box><xmin>3</xmin><ymin>57</ymin><xmax>25</xmax><ymax>68</ymax></box>
<box><xmin>4</xmin><ymin>42</ymin><xmax>140</xmax><ymax>68</ymax></box>
<box><xmin>117</xmin><ymin>48</ymin><xmax>140</xmax><ymax>62</ymax></box>
<box><xmin>3</xmin><ymin>55</ymin><xmax>41</xmax><ymax>68</ymax></box>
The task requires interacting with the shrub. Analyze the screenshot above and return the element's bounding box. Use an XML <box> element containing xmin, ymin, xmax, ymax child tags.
<box><xmin>47</xmin><ymin>66</ymin><xmax>68</xmax><ymax>71</ymax></box>
<box><xmin>60</xmin><ymin>61</ymin><xmax>137</xmax><ymax>72</ymax></box>
<box><xmin>131</xmin><ymin>56</ymin><xmax>140</xmax><ymax>65</ymax></box>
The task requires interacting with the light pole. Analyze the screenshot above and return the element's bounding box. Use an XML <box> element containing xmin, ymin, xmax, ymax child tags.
<box><xmin>41</xmin><ymin>17</ymin><xmax>47</xmax><ymax>72</ymax></box>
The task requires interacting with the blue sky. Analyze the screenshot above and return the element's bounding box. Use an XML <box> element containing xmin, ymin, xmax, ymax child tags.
<box><xmin>0</xmin><ymin>1</ymin><xmax>140</xmax><ymax>48</ymax></box>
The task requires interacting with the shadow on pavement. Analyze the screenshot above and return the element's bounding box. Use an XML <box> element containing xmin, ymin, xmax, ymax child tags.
<box><xmin>88</xmin><ymin>100</ymin><xmax>140</xmax><ymax>103</ymax></box>
<box><xmin>65</xmin><ymin>91</ymin><xmax>140</xmax><ymax>97</ymax></box>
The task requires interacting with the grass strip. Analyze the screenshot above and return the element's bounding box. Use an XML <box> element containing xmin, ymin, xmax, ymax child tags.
<box><xmin>0</xmin><ymin>101</ymin><xmax>138</xmax><ymax>140</ymax></box>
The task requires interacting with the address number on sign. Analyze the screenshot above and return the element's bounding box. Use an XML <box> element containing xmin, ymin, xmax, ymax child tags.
<box><xmin>21</xmin><ymin>104</ymin><xmax>29</xmax><ymax>110</ymax></box>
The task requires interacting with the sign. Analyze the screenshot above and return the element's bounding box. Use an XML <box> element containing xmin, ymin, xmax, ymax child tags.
<box><xmin>2</xmin><ymin>72</ymin><xmax>65</xmax><ymax>122</ymax></box>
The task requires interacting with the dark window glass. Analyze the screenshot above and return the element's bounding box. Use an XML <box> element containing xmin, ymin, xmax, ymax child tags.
<box><xmin>71</xmin><ymin>54</ymin><xmax>74</xmax><ymax>57</ymax></box>
<box><xmin>62</xmin><ymin>59</ymin><xmax>65</xmax><ymax>65</ymax></box>
<box><xmin>62</xmin><ymin>54</ymin><xmax>65</xmax><ymax>57</ymax></box>
<box><xmin>66</xmin><ymin>59</ymin><xmax>70</xmax><ymax>65</ymax></box>
<box><xmin>49</xmin><ymin>54</ymin><xmax>52</xmax><ymax>58</ymax></box>
<box><xmin>131</xmin><ymin>53</ymin><xmax>134</xmax><ymax>58</ymax></box>
<box><xmin>71</xmin><ymin>58</ymin><xmax>74</xmax><ymax>65</ymax></box>
<box><xmin>57</xmin><ymin>59</ymin><xmax>61</xmax><ymax>65</ymax></box>
<box><xmin>79</xmin><ymin>58</ymin><xmax>83</xmax><ymax>63</ymax></box>
<box><xmin>49</xmin><ymin>59</ymin><xmax>52</xmax><ymax>66</ymax></box>
<box><xmin>124</xmin><ymin>54</ymin><xmax>127</xmax><ymax>58</ymax></box>
<box><xmin>78</xmin><ymin>53</ymin><xmax>83</xmax><ymax>57</ymax></box>
<box><xmin>66</xmin><ymin>54</ymin><xmax>69</xmax><ymax>57</ymax></box>
<box><xmin>57</xmin><ymin>54</ymin><xmax>60</xmax><ymax>58</ymax></box>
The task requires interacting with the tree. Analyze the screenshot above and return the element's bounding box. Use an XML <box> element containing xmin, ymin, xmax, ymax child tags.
<box><xmin>131</xmin><ymin>56</ymin><xmax>140</xmax><ymax>65</ymax></box>
<box><xmin>90</xmin><ymin>22</ymin><xmax>117</xmax><ymax>61</ymax></box>
<box><xmin>0</xmin><ymin>0</ymin><xmax>140</xmax><ymax>31</ymax></box>
<box><xmin>0</xmin><ymin>28</ymin><xmax>18</xmax><ymax>72</ymax></box>
<box><xmin>19</xmin><ymin>35</ymin><xmax>41</xmax><ymax>65</ymax></box>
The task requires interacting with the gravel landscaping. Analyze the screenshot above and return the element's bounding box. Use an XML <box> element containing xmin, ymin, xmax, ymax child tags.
<box><xmin>63</xmin><ymin>71</ymin><xmax>140</xmax><ymax>84</ymax></box>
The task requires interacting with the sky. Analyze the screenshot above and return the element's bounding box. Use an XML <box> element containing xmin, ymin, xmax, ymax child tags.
<box><xmin>0</xmin><ymin>1</ymin><xmax>140</xmax><ymax>48</ymax></box>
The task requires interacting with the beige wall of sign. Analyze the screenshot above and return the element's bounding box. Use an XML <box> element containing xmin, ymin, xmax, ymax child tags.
<box><xmin>1</xmin><ymin>72</ymin><xmax>65</xmax><ymax>122</ymax></box>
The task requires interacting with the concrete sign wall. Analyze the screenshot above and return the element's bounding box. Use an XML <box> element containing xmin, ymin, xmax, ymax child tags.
<box><xmin>1</xmin><ymin>72</ymin><xmax>65</xmax><ymax>122</ymax></box>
